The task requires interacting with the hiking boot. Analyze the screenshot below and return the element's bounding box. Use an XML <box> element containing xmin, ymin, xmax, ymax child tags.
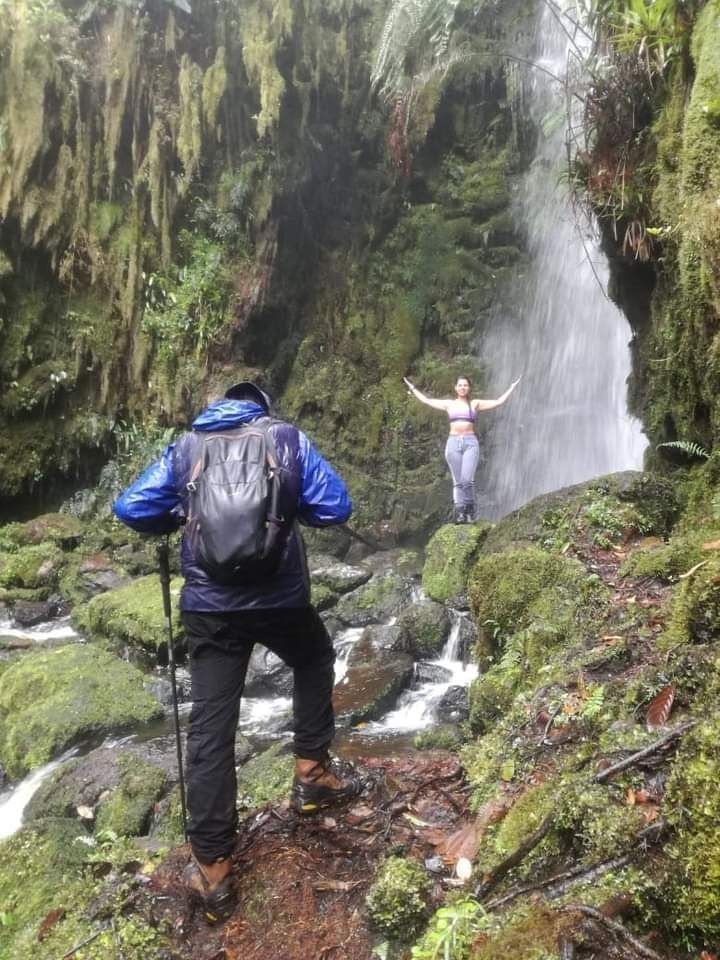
<box><xmin>184</xmin><ymin>857</ymin><xmax>237</xmax><ymax>925</ymax></box>
<box><xmin>463</xmin><ymin>505</ymin><xmax>475</xmax><ymax>523</ymax></box>
<box><xmin>291</xmin><ymin>757</ymin><xmax>364</xmax><ymax>814</ymax></box>
<box><xmin>452</xmin><ymin>506</ymin><xmax>465</xmax><ymax>524</ymax></box>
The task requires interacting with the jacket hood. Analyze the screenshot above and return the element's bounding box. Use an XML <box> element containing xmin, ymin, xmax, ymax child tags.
<box><xmin>191</xmin><ymin>399</ymin><xmax>267</xmax><ymax>432</ymax></box>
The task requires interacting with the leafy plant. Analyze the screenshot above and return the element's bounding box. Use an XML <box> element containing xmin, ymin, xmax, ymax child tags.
<box><xmin>410</xmin><ymin>898</ymin><xmax>488</xmax><ymax>960</ymax></box>
<box><xmin>656</xmin><ymin>441</ymin><xmax>710</xmax><ymax>460</ymax></box>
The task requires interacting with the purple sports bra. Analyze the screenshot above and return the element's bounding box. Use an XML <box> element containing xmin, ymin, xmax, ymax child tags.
<box><xmin>448</xmin><ymin>405</ymin><xmax>476</xmax><ymax>423</ymax></box>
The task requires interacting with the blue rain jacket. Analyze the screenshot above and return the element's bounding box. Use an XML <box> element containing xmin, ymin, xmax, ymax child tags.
<box><xmin>113</xmin><ymin>400</ymin><xmax>352</xmax><ymax>611</ymax></box>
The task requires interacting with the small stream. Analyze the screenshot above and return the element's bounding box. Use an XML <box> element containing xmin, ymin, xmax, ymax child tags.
<box><xmin>0</xmin><ymin>603</ymin><xmax>476</xmax><ymax>838</ymax></box>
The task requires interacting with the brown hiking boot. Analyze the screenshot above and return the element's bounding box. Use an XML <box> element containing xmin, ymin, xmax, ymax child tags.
<box><xmin>291</xmin><ymin>757</ymin><xmax>364</xmax><ymax>814</ymax></box>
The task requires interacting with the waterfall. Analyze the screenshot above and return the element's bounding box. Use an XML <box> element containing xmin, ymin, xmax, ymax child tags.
<box><xmin>478</xmin><ymin>4</ymin><xmax>647</xmax><ymax>520</ymax></box>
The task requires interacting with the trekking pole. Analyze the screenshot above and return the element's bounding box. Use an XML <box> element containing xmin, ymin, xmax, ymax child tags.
<box><xmin>158</xmin><ymin>537</ymin><xmax>188</xmax><ymax>842</ymax></box>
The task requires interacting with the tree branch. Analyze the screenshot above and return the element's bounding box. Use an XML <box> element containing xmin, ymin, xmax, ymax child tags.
<box><xmin>593</xmin><ymin>721</ymin><xmax>696</xmax><ymax>784</ymax></box>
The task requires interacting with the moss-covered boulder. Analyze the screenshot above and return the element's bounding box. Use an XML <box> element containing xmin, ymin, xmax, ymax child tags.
<box><xmin>236</xmin><ymin>741</ymin><xmax>294</xmax><ymax>811</ymax></box>
<box><xmin>333</xmin><ymin>571</ymin><xmax>415</xmax><ymax>627</ymax></box>
<box><xmin>58</xmin><ymin>551</ymin><xmax>129</xmax><ymax>606</ymax></box>
<box><xmin>0</xmin><ymin>543</ymin><xmax>65</xmax><ymax>595</ymax></box>
<box><xmin>0</xmin><ymin>513</ymin><xmax>85</xmax><ymax>549</ymax></box>
<box><xmin>0</xmin><ymin>645</ymin><xmax>162</xmax><ymax>778</ymax></box>
<box><xmin>71</xmin><ymin>573</ymin><xmax>182</xmax><ymax>654</ymax></box>
<box><xmin>481</xmin><ymin>472</ymin><xmax>678</xmax><ymax>555</ymax></box>
<box><xmin>309</xmin><ymin>554</ymin><xmax>372</xmax><ymax>595</ymax></box>
<box><xmin>27</xmin><ymin>747</ymin><xmax>168</xmax><ymax>837</ymax></box>
<box><xmin>395</xmin><ymin>598</ymin><xmax>450</xmax><ymax>658</ymax></box>
<box><xmin>366</xmin><ymin>856</ymin><xmax>431</xmax><ymax>940</ymax></box>
<box><xmin>422</xmin><ymin>521</ymin><xmax>492</xmax><ymax>604</ymax></box>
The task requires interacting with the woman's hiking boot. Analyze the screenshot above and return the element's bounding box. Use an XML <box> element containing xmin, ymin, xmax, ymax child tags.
<box><xmin>291</xmin><ymin>757</ymin><xmax>364</xmax><ymax>814</ymax></box>
<box><xmin>184</xmin><ymin>856</ymin><xmax>238</xmax><ymax>925</ymax></box>
<box><xmin>452</xmin><ymin>506</ymin><xmax>465</xmax><ymax>524</ymax></box>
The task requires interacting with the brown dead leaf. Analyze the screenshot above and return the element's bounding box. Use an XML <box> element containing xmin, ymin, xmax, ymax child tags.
<box><xmin>646</xmin><ymin>684</ymin><xmax>675</xmax><ymax>729</ymax></box>
<box><xmin>437</xmin><ymin>821</ymin><xmax>479</xmax><ymax>865</ymax></box>
<box><xmin>346</xmin><ymin>804</ymin><xmax>374</xmax><ymax>826</ymax></box>
<box><xmin>626</xmin><ymin>788</ymin><xmax>636</xmax><ymax>806</ymax></box>
<box><xmin>702</xmin><ymin>540</ymin><xmax>720</xmax><ymax>551</ymax></box>
<box><xmin>38</xmin><ymin>908</ymin><xmax>65</xmax><ymax>942</ymax></box>
<box><xmin>313</xmin><ymin>879</ymin><xmax>362</xmax><ymax>893</ymax></box>
<box><xmin>641</xmin><ymin>806</ymin><xmax>660</xmax><ymax>824</ymax></box>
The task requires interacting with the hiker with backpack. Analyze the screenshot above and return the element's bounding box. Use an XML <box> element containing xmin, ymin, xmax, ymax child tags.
<box><xmin>113</xmin><ymin>381</ymin><xmax>363</xmax><ymax>924</ymax></box>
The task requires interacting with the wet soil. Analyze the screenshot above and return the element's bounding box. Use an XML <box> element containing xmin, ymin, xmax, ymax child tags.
<box><xmin>146</xmin><ymin>753</ymin><xmax>469</xmax><ymax>960</ymax></box>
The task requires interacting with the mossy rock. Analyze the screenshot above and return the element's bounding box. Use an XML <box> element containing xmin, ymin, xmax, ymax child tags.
<box><xmin>0</xmin><ymin>513</ymin><xmax>85</xmax><ymax>549</ymax></box>
<box><xmin>71</xmin><ymin>573</ymin><xmax>183</xmax><ymax>653</ymax></box>
<box><xmin>309</xmin><ymin>554</ymin><xmax>372</xmax><ymax>594</ymax></box>
<box><xmin>395</xmin><ymin>598</ymin><xmax>450</xmax><ymax>658</ymax></box>
<box><xmin>0</xmin><ymin>543</ymin><xmax>65</xmax><ymax>591</ymax></box>
<box><xmin>0</xmin><ymin>645</ymin><xmax>163</xmax><ymax>778</ymax></box>
<box><xmin>57</xmin><ymin>551</ymin><xmax>129</xmax><ymax>606</ymax></box>
<box><xmin>333</xmin><ymin>571</ymin><xmax>414</xmax><ymax>627</ymax></box>
<box><xmin>149</xmin><ymin>785</ymin><xmax>185</xmax><ymax>845</ymax></box>
<box><xmin>422</xmin><ymin>521</ymin><xmax>492</xmax><ymax>604</ymax></box>
<box><xmin>27</xmin><ymin>747</ymin><xmax>167</xmax><ymax>837</ymax></box>
<box><xmin>366</xmin><ymin>856</ymin><xmax>431</xmax><ymax>940</ymax></box>
<box><xmin>334</xmin><ymin>650</ymin><xmax>414</xmax><ymax>725</ymax></box>
<box><xmin>310</xmin><ymin>581</ymin><xmax>338</xmax><ymax>611</ymax></box>
<box><xmin>481</xmin><ymin>472</ymin><xmax>678</xmax><ymax>555</ymax></box>
<box><xmin>236</xmin><ymin>741</ymin><xmax>294</xmax><ymax>811</ymax></box>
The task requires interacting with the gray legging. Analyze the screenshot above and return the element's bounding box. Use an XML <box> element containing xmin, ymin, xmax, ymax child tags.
<box><xmin>444</xmin><ymin>435</ymin><xmax>480</xmax><ymax>508</ymax></box>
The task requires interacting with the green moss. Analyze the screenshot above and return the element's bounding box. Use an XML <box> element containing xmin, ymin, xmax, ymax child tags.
<box><xmin>413</xmin><ymin>724</ymin><xmax>463</xmax><ymax>751</ymax></box>
<box><xmin>3</xmin><ymin>513</ymin><xmax>85</xmax><ymax>548</ymax></box>
<box><xmin>395</xmin><ymin>599</ymin><xmax>449</xmax><ymax>657</ymax></box>
<box><xmin>236</xmin><ymin>741</ymin><xmax>294</xmax><ymax>811</ymax></box>
<box><xmin>422</xmin><ymin>522</ymin><xmax>492</xmax><ymax>603</ymax></box>
<box><xmin>662</xmin><ymin>712</ymin><xmax>720</xmax><ymax>941</ymax></box>
<box><xmin>0</xmin><ymin>543</ymin><xmax>65</xmax><ymax>590</ymax></box>
<box><xmin>660</xmin><ymin>554</ymin><xmax>720</xmax><ymax>647</ymax></box>
<box><xmin>0</xmin><ymin>645</ymin><xmax>162</xmax><ymax>777</ymax></box>
<box><xmin>366</xmin><ymin>856</ymin><xmax>431</xmax><ymax>940</ymax></box>
<box><xmin>71</xmin><ymin>573</ymin><xmax>183</xmax><ymax>654</ymax></box>
<box><xmin>95</xmin><ymin>753</ymin><xmax>168</xmax><ymax>836</ymax></box>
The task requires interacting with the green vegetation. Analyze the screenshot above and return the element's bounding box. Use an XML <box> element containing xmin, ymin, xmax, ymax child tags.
<box><xmin>366</xmin><ymin>856</ymin><xmax>431</xmax><ymax>940</ymax></box>
<box><xmin>0</xmin><ymin>645</ymin><xmax>162</xmax><ymax>777</ymax></box>
<box><xmin>422</xmin><ymin>522</ymin><xmax>491</xmax><ymax>603</ymax></box>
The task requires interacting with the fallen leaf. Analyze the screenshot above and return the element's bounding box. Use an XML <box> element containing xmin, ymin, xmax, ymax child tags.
<box><xmin>313</xmin><ymin>879</ymin><xmax>361</xmax><ymax>893</ymax></box>
<box><xmin>437</xmin><ymin>821</ymin><xmax>479</xmax><ymax>865</ymax></box>
<box><xmin>601</xmin><ymin>635</ymin><xmax>624</xmax><ymax>642</ymax></box>
<box><xmin>626</xmin><ymin>788</ymin><xmax>636</xmax><ymax>806</ymax></box>
<box><xmin>38</xmin><ymin>908</ymin><xmax>65</xmax><ymax>942</ymax></box>
<box><xmin>702</xmin><ymin>540</ymin><xmax>720</xmax><ymax>551</ymax></box>
<box><xmin>402</xmin><ymin>812</ymin><xmax>434</xmax><ymax>828</ymax></box>
<box><xmin>646</xmin><ymin>684</ymin><xmax>675</xmax><ymax>729</ymax></box>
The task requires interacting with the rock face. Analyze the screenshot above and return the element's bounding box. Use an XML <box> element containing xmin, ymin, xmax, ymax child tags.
<box><xmin>0</xmin><ymin>645</ymin><xmax>162</xmax><ymax>778</ymax></box>
<box><xmin>395</xmin><ymin>599</ymin><xmax>450</xmax><ymax>658</ymax></box>
<box><xmin>333</xmin><ymin>572</ymin><xmax>415</xmax><ymax>627</ymax></box>
<box><xmin>334</xmin><ymin>649</ymin><xmax>414</xmax><ymax>725</ymax></box>
<box><xmin>422</xmin><ymin>522</ymin><xmax>492</xmax><ymax>605</ymax></box>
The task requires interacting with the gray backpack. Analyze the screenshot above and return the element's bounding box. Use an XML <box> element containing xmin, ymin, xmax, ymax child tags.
<box><xmin>185</xmin><ymin>420</ymin><xmax>289</xmax><ymax>584</ymax></box>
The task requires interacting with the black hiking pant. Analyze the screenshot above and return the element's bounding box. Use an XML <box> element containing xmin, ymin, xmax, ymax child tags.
<box><xmin>181</xmin><ymin>606</ymin><xmax>336</xmax><ymax>864</ymax></box>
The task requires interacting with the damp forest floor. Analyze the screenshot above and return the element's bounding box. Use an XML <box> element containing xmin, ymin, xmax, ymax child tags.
<box><xmin>145</xmin><ymin>754</ymin><xmax>468</xmax><ymax>960</ymax></box>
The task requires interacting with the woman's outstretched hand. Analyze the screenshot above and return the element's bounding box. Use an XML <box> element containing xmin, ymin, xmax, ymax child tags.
<box><xmin>510</xmin><ymin>376</ymin><xmax>522</xmax><ymax>391</ymax></box>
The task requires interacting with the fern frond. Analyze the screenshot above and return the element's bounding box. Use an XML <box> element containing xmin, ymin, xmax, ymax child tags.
<box><xmin>656</xmin><ymin>440</ymin><xmax>709</xmax><ymax>460</ymax></box>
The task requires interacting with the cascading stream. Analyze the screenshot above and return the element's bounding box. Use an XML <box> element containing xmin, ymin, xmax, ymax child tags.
<box><xmin>478</xmin><ymin>4</ymin><xmax>647</xmax><ymax>519</ymax></box>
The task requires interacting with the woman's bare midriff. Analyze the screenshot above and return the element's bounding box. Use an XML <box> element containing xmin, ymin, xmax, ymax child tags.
<box><xmin>448</xmin><ymin>424</ymin><xmax>476</xmax><ymax>436</ymax></box>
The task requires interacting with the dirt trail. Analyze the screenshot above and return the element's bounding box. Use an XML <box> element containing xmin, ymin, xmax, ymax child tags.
<box><xmin>146</xmin><ymin>753</ymin><xmax>468</xmax><ymax>960</ymax></box>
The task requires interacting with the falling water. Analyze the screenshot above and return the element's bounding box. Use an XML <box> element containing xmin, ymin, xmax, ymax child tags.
<box><xmin>478</xmin><ymin>5</ymin><xmax>647</xmax><ymax>519</ymax></box>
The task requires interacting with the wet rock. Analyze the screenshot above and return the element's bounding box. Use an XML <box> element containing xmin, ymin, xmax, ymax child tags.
<box><xmin>436</xmin><ymin>685</ymin><xmax>469</xmax><ymax>723</ymax></box>
<box><xmin>333</xmin><ymin>571</ymin><xmax>415</xmax><ymax>627</ymax></box>
<box><xmin>414</xmin><ymin>662</ymin><xmax>453</xmax><ymax>684</ymax></box>
<box><xmin>12</xmin><ymin>598</ymin><xmax>67</xmax><ymax>628</ymax></box>
<box><xmin>334</xmin><ymin>649</ymin><xmax>414</xmax><ymax>725</ymax></box>
<box><xmin>244</xmin><ymin>646</ymin><xmax>293</xmax><ymax>697</ymax></box>
<box><xmin>309</xmin><ymin>554</ymin><xmax>372</xmax><ymax>595</ymax></box>
<box><xmin>0</xmin><ymin>632</ymin><xmax>33</xmax><ymax>650</ymax></box>
<box><xmin>59</xmin><ymin>553</ymin><xmax>130</xmax><ymax>605</ymax></box>
<box><xmin>396</xmin><ymin>599</ymin><xmax>450</xmax><ymax>658</ymax></box>
<box><xmin>357</xmin><ymin>622</ymin><xmax>403</xmax><ymax>652</ymax></box>
<box><xmin>0</xmin><ymin>644</ymin><xmax>163</xmax><ymax>778</ymax></box>
<box><xmin>26</xmin><ymin>746</ymin><xmax>167</xmax><ymax>836</ymax></box>
<box><xmin>143</xmin><ymin>675</ymin><xmax>190</xmax><ymax>706</ymax></box>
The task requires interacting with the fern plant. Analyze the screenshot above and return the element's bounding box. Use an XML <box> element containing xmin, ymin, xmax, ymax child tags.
<box><xmin>656</xmin><ymin>441</ymin><xmax>710</xmax><ymax>460</ymax></box>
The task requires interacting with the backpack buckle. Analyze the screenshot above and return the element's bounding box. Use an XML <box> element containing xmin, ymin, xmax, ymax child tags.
<box><xmin>187</xmin><ymin>481</ymin><xmax>197</xmax><ymax>494</ymax></box>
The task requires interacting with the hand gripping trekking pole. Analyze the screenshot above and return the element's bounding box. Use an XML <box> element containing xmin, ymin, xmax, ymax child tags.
<box><xmin>158</xmin><ymin>538</ymin><xmax>188</xmax><ymax>842</ymax></box>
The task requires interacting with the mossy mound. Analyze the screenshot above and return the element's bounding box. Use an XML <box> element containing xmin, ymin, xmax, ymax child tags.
<box><xmin>0</xmin><ymin>645</ymin><xmax>162</xmax><ymax>777</ymax></box>
<box><xmin>661</xmin><ymin>554</ymin><xmax>720</xmax><ymax>647</ymax></box>
<box><xmin>0</xmin><ymin>543</ymin><xmax>65</xmax><ymax>594</ymax></box>
<box><xmin>422</xmin><ymin>521</ymin><xmax>492</xmax><ymax>603</ymax></box>
<box><xmin>236</xmin><ymin>741</ymin><xmax>294</xmax><ymax>811</ymax></box>
<box><xmin>0</xmin><ymin>513</ymin><xmax>85</xmax><ymax>548</ymax></box>
<box><xmin>0</xmin><ymin>818</ymin><xmax>167</xmax><ymax>960</ymax></box>
<box><xmin>333</xmin><ymin>572</ymin><xmax>414</xmax><ymax>627</ymax></box>
<box><xmin>481</xmin><ymin>472</ymin><xmax>677</xmax><ymax>556</ymax></box>
<box><xmin>365</xmin><ymin>856</ymin><xmax>431</xmax><ymax>940</ymax></box>
<box><xmin>71</xmin><ymin>573</ymin><xmax>183</xmax><ymax>653</ymax></box>
<box><xmin>95</xmin><ymin>753</ymin><xmax>168</xmax><ymax>836</ymax></box>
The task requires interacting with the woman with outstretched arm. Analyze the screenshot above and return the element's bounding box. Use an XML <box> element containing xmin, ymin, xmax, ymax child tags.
<box><xmin>404</xmin><ymin>374</ymin><xmax>520</xmax><ymax>522</ymax></box>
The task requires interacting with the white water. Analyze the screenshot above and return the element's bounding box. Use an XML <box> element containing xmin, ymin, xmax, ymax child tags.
<box><xmin>478</xmin><ymin>5</ymin><xmax>647</xmax><ymax>519</ymax></box>
<box><xmin>0</xmin><ymin>748</ymin><xmax>78</xmax><ymax>839</ymax></box>
<box><xmin>0</xmin><ymin>614</ymin><xmax>81</xmax><ymax>645</ymax></box>
<box><xmin>358</xmin><ymin>611</ymin><xmax>477</xmax><ymax>735</ymax></box>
